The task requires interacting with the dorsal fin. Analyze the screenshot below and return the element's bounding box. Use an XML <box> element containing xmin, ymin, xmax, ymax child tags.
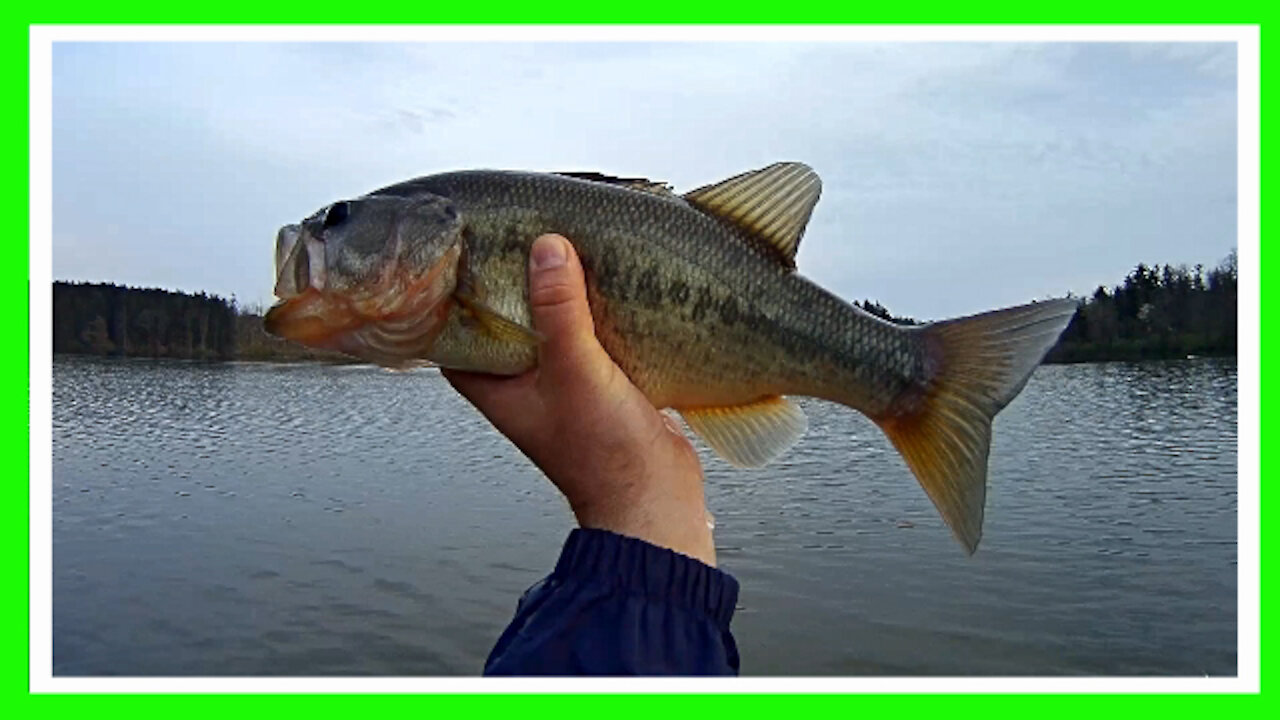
<box><xmin>682</xmin><ymin>162</ymin><xmax>821</xmax><ymax>269</ymax></box>
<box><xmin>556</xmin><ymin>171</ymin><xmax>676</xmax><ymax>198</ymax></box>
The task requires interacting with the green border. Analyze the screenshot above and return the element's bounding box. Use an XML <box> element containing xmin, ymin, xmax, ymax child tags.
<box><xmin>10</xmin><ymin>3</ymin><xmax>30</xmax><ymax>711</ymax></box>
<box><xmin>17</xmin><ymin>9</ymin><xmax>1267</xmax><ymax>716</ymax></box>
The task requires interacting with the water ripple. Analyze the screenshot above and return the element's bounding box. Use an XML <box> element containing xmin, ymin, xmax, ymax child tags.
<box><xmin>52</xmin><ymin>355</ymin><xmax>1236</xmax><ymax>676</ymax></box>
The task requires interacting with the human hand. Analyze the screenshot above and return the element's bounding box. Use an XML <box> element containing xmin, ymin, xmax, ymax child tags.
<box><xmin>443</xmin><ymin>234</ymin><xmax>716</xmax><ymax>566</ymax></box>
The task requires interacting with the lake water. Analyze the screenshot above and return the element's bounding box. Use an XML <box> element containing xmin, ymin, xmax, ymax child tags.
<box><xmin>50</xmin><ymin>355</ymin><xmax>1238</xmax><ymax>676</ymax></box>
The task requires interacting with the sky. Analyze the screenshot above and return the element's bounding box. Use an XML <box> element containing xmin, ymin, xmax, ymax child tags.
<box><xmin>50</xmin><ymin>39</ymin><xmax>1238</xmax><ymax>321</ymax></box>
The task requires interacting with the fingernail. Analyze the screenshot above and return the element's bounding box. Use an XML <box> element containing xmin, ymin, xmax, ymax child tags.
<box><xmin>530</xmin><ymin>235</ymin><xmax>567</xmax><ymax>272</ymax></box>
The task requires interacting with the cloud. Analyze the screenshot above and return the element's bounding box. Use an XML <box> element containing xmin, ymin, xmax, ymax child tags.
<box><xmin>52</xmin><ymin>41</ymin><xmax>1237</xmax><ymax>319</ymax></box>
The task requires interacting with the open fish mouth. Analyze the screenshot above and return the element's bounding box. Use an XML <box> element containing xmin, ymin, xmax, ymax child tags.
<box><xmin>273</xmin><ymin>224</ymin><xmax>323</xmax><ymax>299</ymax></box>
<box><xmin>264</xmin><ymin>224</ymin><xmax>461</xmax><ymax>365</ymax></box>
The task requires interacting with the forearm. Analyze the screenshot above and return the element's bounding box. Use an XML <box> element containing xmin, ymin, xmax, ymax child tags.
<box><xmin>484</xmin><ymin>528</ymin><xmax>740</xmax><ymax>676</ymax></box>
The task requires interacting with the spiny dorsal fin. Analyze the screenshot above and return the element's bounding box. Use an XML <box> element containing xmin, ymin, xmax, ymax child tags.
<box><xmin>556</xmin><ymin>172</ymin><xmax>676</xmax><ymax>198</ymax></box>
<box><xmin>682</xmin><ymin>162</ymin><xmax>821</xmax><ymax>269</ymax></box>
<box><xmin>680</xmin><ymin>395</ymin><xmax>808</xmax><ymax>468</ymax></box>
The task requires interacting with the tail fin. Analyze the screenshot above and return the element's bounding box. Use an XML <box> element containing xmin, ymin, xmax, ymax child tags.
<box><xmin>876</xmin><ymin>298</ymin><xmax>1078</xmax><ymax>554</ymax></box>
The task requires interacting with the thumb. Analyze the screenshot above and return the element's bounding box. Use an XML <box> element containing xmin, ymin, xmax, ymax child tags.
<box><xmin>527</xmin><ymin>234</ymin><xmax>610</xmax><ymax>386</ymax></box>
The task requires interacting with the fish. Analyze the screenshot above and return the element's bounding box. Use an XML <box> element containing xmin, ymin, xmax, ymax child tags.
<box><xmin>264</xmin><ymin>163</ymin><xmax>1077</xmax><ymax>553</ymax></box>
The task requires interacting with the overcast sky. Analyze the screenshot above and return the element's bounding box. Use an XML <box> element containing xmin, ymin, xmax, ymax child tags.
<box><xmin>50</xmin><ymin>40</ymin><xmax>1237</xmax><ymax>320</ymax></box>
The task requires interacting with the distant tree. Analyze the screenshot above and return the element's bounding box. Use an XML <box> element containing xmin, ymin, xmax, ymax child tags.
<box><xmin>1044</xmin><ymin>249</ymin><xmax>1237</xmax><ymax>363</ymax></box>
<box><xmin>80</xmin><ymin>315</ymin><xmax>114</xmax><ymax>353</ymax></box>
<box><xmin>855</xmin><ymin>299</ymin><xmax>919</xmax><ymax>325</ymax></box>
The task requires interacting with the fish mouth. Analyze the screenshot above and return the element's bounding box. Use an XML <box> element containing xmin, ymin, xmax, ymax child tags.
<box><xmin>264</xmin><ymin>225</ymin><xmax>460</xmax><ymax>366</ymax></box>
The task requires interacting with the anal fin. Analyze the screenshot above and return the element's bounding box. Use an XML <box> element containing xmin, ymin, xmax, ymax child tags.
<box><xmin>680</xmin><ymin>396</ymin><xmax>807</xmax><ymax>468</ymax></box>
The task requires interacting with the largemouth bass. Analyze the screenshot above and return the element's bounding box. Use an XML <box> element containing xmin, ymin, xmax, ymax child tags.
<box><xmin>265</xmin><ymin>163</ymin><xmax>1076</xmax><ymax>553</ymax></box>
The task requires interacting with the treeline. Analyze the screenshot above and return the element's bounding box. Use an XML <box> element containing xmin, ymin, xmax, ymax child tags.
<box><xmin>1046</xmin><ymin>251</ymin><xmax>1237</xmax><ymax>363</ymax></box>
<box><xmin>54</xmin><ymin>282</ymin><xmax>235</xmax><ymax>360</ymax></box>
<box><xmin>56</xmin><ymin>251</ymin><xmax>1237</xmax><ymax>365</ymax></box>
<box><xmin>856</xmin><ymin>299</ymin><xmax>919</xmax><ymax>325</ymax></box>
<box><xmin>854</xmin><ymin>251</ymin><xmax>1237</xmax><ymax>364</ymax></box>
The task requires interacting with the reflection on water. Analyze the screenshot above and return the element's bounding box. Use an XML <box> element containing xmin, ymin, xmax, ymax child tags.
<box><xmin>51</xmin><ymin>356</ymin><xmax>1237</xmax><ymax>675</ymax></box>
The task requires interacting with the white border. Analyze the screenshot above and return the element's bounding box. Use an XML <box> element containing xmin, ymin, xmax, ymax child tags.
<box><xmin>1233</xmin><ymin>26</ymin><xmax>1261</xmax><ymax>697</ymax></box>
<box><xmin>30</xmin><ymin>24</ymin><xmax>1261</xmax><ymax>695</ymax></box>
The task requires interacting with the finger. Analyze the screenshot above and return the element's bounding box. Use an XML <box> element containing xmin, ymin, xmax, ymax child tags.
<box><xmin>526</xmin><ymin>234</ymin><xmax>612</xmax><ymax>389</ymax></box>
<box><xmin>442</xmin><ymin>368</ymin><xmax>540</xmax><ymax>437</ymax></box>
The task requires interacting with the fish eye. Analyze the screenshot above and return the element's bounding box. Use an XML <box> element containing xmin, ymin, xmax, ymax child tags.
<box><xmin>323</xmin><ymin>201</ymin><xmax>350</xmax><ymax>229</ymax></box>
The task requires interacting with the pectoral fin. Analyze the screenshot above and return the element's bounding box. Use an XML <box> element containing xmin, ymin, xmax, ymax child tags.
<box><xmin>454</xmin><ymin>291</ymin><xmax>544</xmax><ymax>346</ymax></box>
<box><xmin>680</xmin><ymin>396</ymin><xmax>808</xmax><ymax>468</ymax></box>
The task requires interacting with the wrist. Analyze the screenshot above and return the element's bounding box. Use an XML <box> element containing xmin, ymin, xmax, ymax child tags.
<box><xmin>571</xmin><ymin>495</ymin><xmax>716</xmax><ymax>567</ymax></box>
